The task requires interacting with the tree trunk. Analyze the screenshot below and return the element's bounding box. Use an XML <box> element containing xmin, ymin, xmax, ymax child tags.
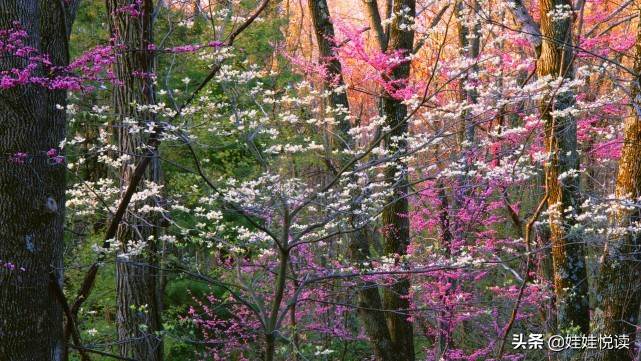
<box><xmin>534</xmin><ymin>224</ymin><xmax>558</xmax><ymax>361</ymax></box>
<box><xmin>308</xmin><ymin>1</ymin><xmax>397</xmax><ymax>360</ymax></box>
<box><xmin>455</xmin><ymin>0</ymin><xmax>479</xmax><ymax>150</ymax></box>
<box><xmin>264</xmin><ymin>246</ymin><xmax>290</xmax><ymax>361</ymax></box>
<box><xmin>362</xmin><ymin>0</ymin><xmax>387</xmax><ymax>52</ymax></box>
<box><xmin>380</xmin><ymin>0</ymin><xmax>416</xmax><ymax>359</ymax></box>
<box><xmin>107</xmin><ymin>1</ymin><xmax>163</xmax><ymax>360</ymax></box>
<box><xmin>348</xmin><ymin>227</ymin><xmax>397</xmax><ymax>361</ymax></box>
<box><xmin>537</xmin><ymin>0</ymin><xmax>590</xmax><ymax>336</ymax></box>
<box><xmin>435</xmin><ymin>181</ymin><xmax>454</xmax><ymax>358</ymax></box>
<box><xmin>592</xmin><ymin>5</ymin><xmax>641</xmax><ymax>360</ymax></box>
<box><xmin>0</xmin><ymin>1</ymin><xmax>72</xmax><ymax>359</ymax></box>
<box><xmin>433</xmin><ymin>3</ymin><xmax>480</xmax><ymax>357</ymax></box>
<box><xmin>307</xmin><ymin>0</ymin><xmax>350</xmax><ymax>136</ymax></box>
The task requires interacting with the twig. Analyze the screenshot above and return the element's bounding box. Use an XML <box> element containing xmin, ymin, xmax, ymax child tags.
<box><xmin>496</xmin><ymin>192</ymin><xmax>549</xmax><ymax>359</ymax></box>
<box><xmin>68</xmin><ymin>344</ymin><xmax>139</xmax><ymax>361</ymax></box>
<box><xmin>50</xmin><ymin>272</ymin><xmax>91</xmax><ymax>361</ymax></box>
<box><xmin>63</xmin><ymin>0</ymin><xmax>271</xmax><ymax>347</ymax></box>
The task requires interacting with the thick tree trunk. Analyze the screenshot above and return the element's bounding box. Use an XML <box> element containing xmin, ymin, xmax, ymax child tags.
<box><xmin>379</xmin><ymin>0</ymin><xmax>416</xmax><ymax>359</ymax></box>
<box><xmin>308</xmin><ymin>1</ymin><xmax>397</xmax><ymax>359</ymax></box>
<box><xmin>435</xmin><ymin>181</ymin><xmax>454</xmax><ymax>358</ymax></box>
<box><xmin>348</xmin><ymin>228</ymin><xmax>397</xmax><ymax>361</ymax></box>
<box><xmin>455</xmin><ymin>0</ymin><xmax>479</xmax><ymax>149</ymax></box>
<box><xmin>0</xmin><ymin>1</ymin><xmax>71</xmax><ymax>360</ymax></box>
<box><xmin>592</xmin><ymin>5</ymin><xmax>641</xmax><ymax>361</ymax></box>
<box><xmin>534</xmin><ymin>224</ymin><xmax>558</xmax><ymax>361</ymax></box>
<box><xmin>537</xmin><ymin>0</ymin><xmax>590</xmax><ymax>336</ymax></box>
<box><xmin>107</xmin><ymin>1</ymin><xmax>163</xmax><ymax>360</ymax></box>
<box><xmin>362</xmin><ymin>0</ymin><xmax>387</xmax><ymax>52</ymax></box>
<box><xmin>307</xmin><ymin>0</ymin><xmax>350</xmax><ymax>136</ymax></box>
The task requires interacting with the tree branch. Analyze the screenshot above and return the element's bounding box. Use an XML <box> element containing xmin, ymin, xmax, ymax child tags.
<box><xmin>505</xmin><ymin>0</ymin><xmax>541</xmax><ymax>55</ymax></box>
<box><xmin>64</xmin><ymin>0</ymin><xmax>272</xmax><ymax>345</ymax></box>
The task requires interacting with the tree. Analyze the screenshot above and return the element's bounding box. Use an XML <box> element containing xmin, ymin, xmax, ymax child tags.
<box><xmin>9</xmin><ymin>1</ymin><xmax>641</xmax><ymax>360</ymax></box>
<box><xmin>593</xmin><ymin>3</ymin><xmax>641</xmax><ymax>360</ymax></box>
<box><xmin>379</xmin><ymin>0</ymin><xmax>416</xmax><ymax>359</ymax></box>
<box><xmin>309</xmin><ymin>0</ymin><xmax>418</xmax><ymax>358</ymax></box>
<box><xmin>106</xmin><ymin>0</ymin><xmax>163</xmax><ymax>359</ymax></box>
<box><xmin>0</xmin><ymin>0</ymin><xmax>77</xmax><ymax>359</ymax></box>
<box><xmin>537</xmin><ymin>0</ymin><xmax>590</xmax><ymax>336</ymax></box>
<box><xmin>308</xmin><ymin>1</ymin><xmax>397</xmax><ymax>359</ymax></box>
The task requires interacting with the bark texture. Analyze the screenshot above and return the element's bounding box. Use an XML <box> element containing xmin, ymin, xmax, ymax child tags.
<box><xmin>362</xmin><ymin>0</ymin><xmax>387</xmax><ymax>52</ymax></box>
<box><xmin>308</xmin><ymin>1</ymin><xmax>397</xmax><ymax>359</ymax></box>
<box><xmin>379</xmin><ymin>0</ymin><xmax>416</xmax><ymax>359</ymax></box>
<box><xmin>592</xmin><ymin>5</ymin><xmax>641</xmax><ymax>360</ymax></box>
<box><xmin>537</xmin><ymin>0</ymin><xmax>590</xmax><ymax>336</ymax></box>
<box><xmin>107</xmin><ymin>1</ymin><xmax>163</xmax><ymax>360</ymax></box>
<box><xmin>0</xmin><ymin>1</ymin><xmax>71</xmax><ymax>360</ymax></box>
<box><xmin>348</xmin><ymin>228</ymin><xmax>397</xmax><ymax>361</ymax></box>
<box><xmin>455</xmin><ymin>0</ymin><xmax>479</xmax><ymax>148</ymax></box>
<box><xmin>307</xmin><ymin>0</ymin><xmax>350</xmax><ymax>136</ymax></box>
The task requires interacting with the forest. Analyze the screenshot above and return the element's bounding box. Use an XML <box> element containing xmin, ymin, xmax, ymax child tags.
<box><xmin>2</xmin><ymin>0</ymin><xmax>641</xmax><ymax>360</ymax></box>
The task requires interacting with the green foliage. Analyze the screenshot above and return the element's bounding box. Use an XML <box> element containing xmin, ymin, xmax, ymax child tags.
<box><xmin>165</xmin><ymin>277</ymin><xmax>221</xmax><ymax>308</ymax></box>
<box><xmin>63</xmin><ymin>2</ymin><xmax>331</xmax><ymax>360</ymax></box>
<box><xmin>70</xmin><ymin>1</ymin><xmax>108</xmax><ymax>58</ymax></box>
